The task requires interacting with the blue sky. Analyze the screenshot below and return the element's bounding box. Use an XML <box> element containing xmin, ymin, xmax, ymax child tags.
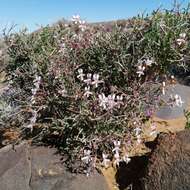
<box><xmin>0</xmin><ymin>0</ymin><xmax>189</xmax><ymax>32</ymax></box>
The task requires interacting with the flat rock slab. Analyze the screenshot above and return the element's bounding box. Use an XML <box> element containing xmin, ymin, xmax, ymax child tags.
<box><xmin>141</xmin><ymin>129</ymin><xmax>190</xmax><ymax>190</ymax></box>
<box><xmin>0</xmin><ymin>143</ymin><xmax>109</xmax><ymax>190</ymax></box>
<box><xmin>156</xmin><ymin>84</ymin><xmax>190</xmax><ymax>120</ymax></box>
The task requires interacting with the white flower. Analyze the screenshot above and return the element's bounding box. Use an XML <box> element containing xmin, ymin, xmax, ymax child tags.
<box><xmin>176</xmin><ymin>38</ymin><xmax>186</xmax><ymax>46</ymax></box>
<box><xmin>107</xmin><ymin>94</ymin><xmax>117</xmax><ymax>109</ymax></box>
<box><xmin>71</xmin><ymin>14</ymin><xmax>81</xmax><ymax>24</ymax></box>
<box><xmin>77</xmin><ymin>69</ymin><xmax>85</xmax><ymax>81</ymax></box>
<box><xmin>136</xmin><ymin>65</ymin><xmax>145</xmax><ymax>77</ymax></box>
<box><xmin>162</xmin><ymin>81</ymin><xmax>166</xmax><ymax>95</ymax></box>
<box><xmin>34</xmin><ymin>75</ymin><xmax>41</xmax><ymax>86</ymax></box>
<box><xmin>102</xmin><ymin>153</ymin><xmax>110</xmax><ymax>168</ymax></box>
<box><xmin>145</xmin><ymin>58</ymin><xmax>154</xmax><ymax>67</ymax></box>
<box><xmin>123</xmin><ymin>153</ymin><xmax>131</xmax><ymax>164</ymax></box>
<box><xmin>79</xmin><ymin>20</ymin><xmax>87</xmax><ymax>31</ymax></box>
<box><xmin>112</xmin><ymin>140</ymin><xmax>121</xmax><ymax>153</ymax></box>
<box><xmin>86</xmin><ymin>172</ymin><xmax>90</xmax><ymax>177</ymax></box>
<box><xmin>32</xmin><ymin>88</ymin><xmax>37</xmax><ymax>95</ymax></box>
<box><xmin>30</xmin><ymin>75</ymin><xmax>41</xmax><ymax>106</ymax></box>
<box><xmin>116</xmin><ymin>95</ymin><xmax>123</xmax><ymax>101</ymax></box>
<box><xmin>92</xmin><ymin>74</ymin><xmax>103</xmax><ymax>88</ymax></box>
<box><xmin>98</xmin><ymin>93</ymin><xmax>118</xmax><ymax>110</ymax></box>
<box><xmin>114</xmin><ymin>151</ymin><xmax>121</xmax><ymax>166</ymax></box>
<box><xmin>81</xmin><ymin>149</ymin><xmax>92</xmax><ymax>164</ymax></box>
<box><xmin>112</xmin><ymin>146</ymin><xmax>120</xmax><ymax>153</ymax></box>
<box><xmin>176</xmin><ymin>33</ymin><xmax>187</xmax><ymax>46</ymax></box>
<box><xmin>71</xmin><ymin>14</ymin><xmax>86</xmax><ymax>31</ymax></box>
<box><xmin>113</xmin><ymin>140</ymin><xmax>121</xmax><ymax>147</ymax></box>
<box><xmin>98</xmin><ymin>93</ymin><xmax>108</xmax><ymax>109</ymax></box>
<box><xmin>174</xmin><ymin>94</ymin><xmax>184</xmax><ymax>107</ymax></box>
<box><xmin>83</xmin><ymin>73</ymin><xmax>92</xmax><ymax>85</ymax></box>
<box><xmin>134</xmin><ymin>127</ymin><xmax>142</xmax><ymax>136</ymax></box>
<box><xmin>170</xmin><ymin>94</ymin><xmax>184</xmax><ymax>107</ymax></box>
<box><xmin>179</xmin><ymin>33</ymin><xmax>186</xmax><ymax>39</ymax></box>
<box><xmin>33</xmin><ymin>75</ymin><xmax>41</xmax><ymax>91</ymax></box>
<box><xmin>116</xmin><ymin>95</ymin><xmax>123</xmax><ymax>108</ymax></box>
<box><xmin>84</xmin><ymin>86</ymin><xmax>93</xmax><ymax>97</ymax></box>
<box><xmin>79</xmin><ymin>20</ymin><xmax>85</xmax><ymax>25</ymax></box>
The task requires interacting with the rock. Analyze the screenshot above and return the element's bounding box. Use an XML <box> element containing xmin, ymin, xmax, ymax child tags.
<box><xmin>150</xmin><ymin>116</ymin><xmax>186</xmax><ymax>136</ymax></box>
<box><xmin>156</xmin><ymin>84</ymin><xmax>190</xmax><ymax>120</ymax></box>
<box><xmin>0</xmin><ymin>143</ymin><xmax>31</xmax><ymax>190</ymax></box>
<box><xmin>141</xmin><ymin>129</ymin><xmax>190</xmax><ymax>190</ymax></box>
<box><xmin>0</xmin><ymin>143</ymin><xmax>109</xmax><ymax>190</ymax></box>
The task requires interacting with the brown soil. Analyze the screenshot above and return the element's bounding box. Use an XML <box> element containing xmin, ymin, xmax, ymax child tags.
<box><xmin>0</xmin><ymin>128</ymin><xmax>20</xmax><ymax>147</ymax></box>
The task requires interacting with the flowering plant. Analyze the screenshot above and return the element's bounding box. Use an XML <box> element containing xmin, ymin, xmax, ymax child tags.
<box><xmin>1</xmin><ymin>5</ymin><xmax>190</xmax><ymax>173</ymax></box>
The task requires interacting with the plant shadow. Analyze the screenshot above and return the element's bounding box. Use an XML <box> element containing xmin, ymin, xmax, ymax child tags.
<box><xmin>115</xmin><ymin>155</ymin><xmax>149</xmax><ymax>190</ymax></box>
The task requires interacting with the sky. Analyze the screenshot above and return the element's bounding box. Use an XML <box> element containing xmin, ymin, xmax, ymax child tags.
<box><xmin>0</xmin><ymin>0</ymin><xmax>189</xmax><ymax>32</ymax></box>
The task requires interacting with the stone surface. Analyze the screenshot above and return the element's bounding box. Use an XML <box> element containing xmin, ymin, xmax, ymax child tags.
<box><xmin>141</xmin><ymin>129</ymin><xmax>190</xmax><ymax>190</ymax></box>
<box><xmin>0</xmin><ymin>143</ymin><xmax>109</xmax><ymax>190</ymax></box>
<box><xmin>0</xmin><ymin>143</ymin><xmax>31</xmax><ymax>190</ymax></box>
<box><xmin>156</xmin><ymin>84</ymin><xmax>190</xmax><ymax>120</ymax></box>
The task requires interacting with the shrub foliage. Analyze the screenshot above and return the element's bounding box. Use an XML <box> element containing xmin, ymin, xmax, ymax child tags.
<box><xmin>1</xmin><ymin>6</ymin><xmax>190</xmax><ymax>172</ymax></box>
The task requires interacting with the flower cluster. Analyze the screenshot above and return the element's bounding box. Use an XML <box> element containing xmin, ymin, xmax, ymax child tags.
<box><xmin>101</xmin><ymin>140</ymin><xmax>131</xmax><ymax>168</ymax></box>
<box><xmin>136</xmin><ymin>65</ymin><xmax>145</xmax><ymax>77</ymax></box>
<box><xmin>71</xmin><ymin>15</ymin><xmax>87</xmax><ymax>31</ymax></box>
<box><xmin>31</xmin><ymin>75</ymin><xmax>41</xmax><ymax>105</ymax></box>
<box><xmin>112</xmin><ymin>140</ymin><xmax>131</xmax><ymax>167</ymax></box>
<box><xmin>26</xmin><ymin>75</ymin><xmax>41</xmax><ymax>131</ymax></box>
<box><xmin>98</xmin><ymin>93</ymin><xmax>123</xmax><ymax>110</ymax></box>
<box><xmin>81</xmin><ymin>149</ymin><xmax>96</xmax><ymax>176</ymax></box>
<box><xmin>170</xmin><ymin>94</ymin><xmax>184</xmax><ymax>107</ymax></box>
<box><xmin>136</xmin><ymin>58</ymin><xmax>155</xmax><ymax>77</ymax></box>
<box><xmin>112</xmin><ymin>140</ymin><xmax>121</xmax><ymax>166</ymax></box>
<box><xmin>81</xmin><ymin>149</ymin><xmax>92</xmax><ymax>164</ymax></box>
<box><xmin>77</xmin><ymin>69</ymin><xmax>104</xmax><ymax>98</ymax></box>
<box><xmin>77</xmin><ymin>69</ymin><xmax>103</xmax><ymax>87</ymax></box>
<box><xmin>102</xmin><ymin>153</ymin><xmax>110</xmax><ymax>168</ymax></box>
<box><xmin>81</xmin><ymin>139</ymin><xmax>132</xmax><ymax>170</ymax></box>
<box><xmin>77</xmin><ymin>69</ymin><xmax>124</xmax><ymax>111</ymax></box>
